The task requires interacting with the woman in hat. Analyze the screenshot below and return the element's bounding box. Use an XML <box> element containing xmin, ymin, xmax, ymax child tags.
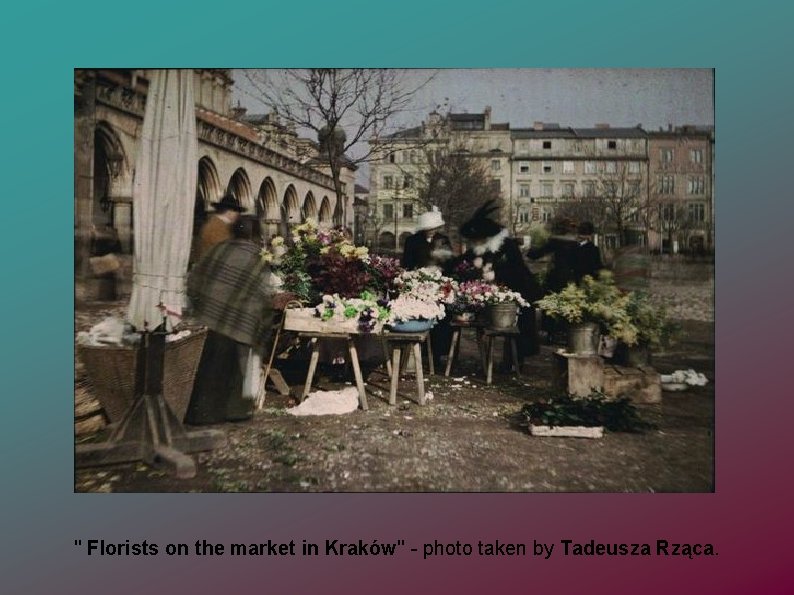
<box><xmin>459</xmin><ymin>200</ymin><xmax>543</xmax><ymax>360</ymax></box>
<box><xmin>195</xmin><ymin>194</ymin><xmax>247</xmax><ymax>262</ymax></box>
<box><xmin>401</xmin><ymin>206</ymin><xmax>453</xmax><ymax>272</ymax></box>
<box><xmin>401</xmin><ymin>206</ymin><xmax>455</xmax><ymax>367</ymax></box>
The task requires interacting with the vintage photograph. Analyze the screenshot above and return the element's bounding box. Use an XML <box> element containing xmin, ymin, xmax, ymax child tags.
<box><xmin>74</xmin><ymin>68</ymin><xmax>714</xmax><ymax>492</ymax></box>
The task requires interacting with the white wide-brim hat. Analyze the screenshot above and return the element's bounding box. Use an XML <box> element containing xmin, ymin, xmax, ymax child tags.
<box><xmin>417</xmin><ymin>206</ymin><xmax>445</xmax><ymax>231</ymax></box>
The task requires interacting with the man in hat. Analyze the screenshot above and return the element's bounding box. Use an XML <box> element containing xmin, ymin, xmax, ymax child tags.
<box><xmin>195</xmin><ymin>194</ymin><xmax>246</xmax><ymax>262</ymax></box>
<box><xmin>401</xmin><ymin>206</ymin><xmax>453</xmax><ymax>272</ymax></box>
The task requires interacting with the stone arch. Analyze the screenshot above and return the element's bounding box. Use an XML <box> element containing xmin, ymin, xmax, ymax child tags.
<box><xmin>399</xmin><ymin>231</ymin><xmax>411</xmax><ymax>249</ymax></box>
<box><xmin>379</xmin><ymin>231</ymin><xmax>396</xmax><ymax>250</ymax></box>
<box><xmin>257</xmin><ymin>177</ymin><xmax>280</xmax><ymax>240</ymax></box>
<box><xmin>93</xmin><ymin>122</ymin><xmax>127</xmax><ymax>229</ymax></box>
<box><xmin>196</xmin><ymin>156</ymin><xmax>222</xmax><ymax>211</ymax></box>
<box><xmin>318</xmin><ymin>196</ymin><xmax>332</xmax><ymax>226</ymax></box>
<box><xmin>282</xmin><ymin>184</ymin><xmax>300</xmax><ymax>227</ymax></box>
<box><xmin>303</xmin><ymin>191</ymin><xmax>317</xmax><ymax>223</ymax></box>
<box><xmin>226</xmin><ymin>167</ymin><xmax>252</xmax><ymax>210</ymax></box>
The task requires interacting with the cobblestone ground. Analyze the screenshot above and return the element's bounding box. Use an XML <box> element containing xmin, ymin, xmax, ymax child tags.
<box><xmin>648</xmin><ymin>279</ymin><xmax>714</xmax><ymax>323</ymax></box>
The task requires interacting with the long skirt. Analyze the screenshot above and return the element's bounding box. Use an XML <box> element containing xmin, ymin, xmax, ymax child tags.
<box><xmin>185</xmin><ymin>330</ymin><xmax>253</xmax><ymax>424</ymax></box>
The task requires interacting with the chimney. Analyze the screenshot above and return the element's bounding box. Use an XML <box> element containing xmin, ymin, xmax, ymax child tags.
<box><xmin>484</xmin><ymin>105</ymin><xmax>492</xmax><ymax>130</ymax></box>
<box><xmin>533</xmin><ymin>121</ymin><xmax>544</xmax><ymax>131</ymax></box>
<box><xmin>594</xmin><ymin>123</ymin><xmax>610</xmax><ymax>129</ymax></box>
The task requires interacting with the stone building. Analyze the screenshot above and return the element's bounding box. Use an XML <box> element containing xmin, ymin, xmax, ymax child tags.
<box><xmin>74</xmin><ymin>69</ymin><xmax>355</xmax><ymax>297</ymax></box>
<box><xmin>368</xmin><ymin>108</ymin><xmax>714</xmax><ymax>254</ymax></box>
<box><xmin>647</xmin><ymin>125</ymin><xmax>715</xmax><ymax>253</ymax></box>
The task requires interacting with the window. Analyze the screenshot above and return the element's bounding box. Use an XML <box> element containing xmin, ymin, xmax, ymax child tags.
<box><xmin>687</xmin><ymin>176</ymin><xmax>705</xmax><ymax>194</ymax></box>
<box><xmin>583</xmin><ymin>181</ymin><xmax>596</xmax><ymax>197</ymax></box>
<box><xmin>382</xmin><ymin>203</ymin><xmax>394</xmax><ymax>219</ymax></box>
<box><xmin>543</xmin><ymin>141</ymin><xmax>552</xmax><ymax>149</ymax></box>
<box><xmin>607</xmin><ymin>140</ymin><xmax>617</xmax><ymax>150</ymax></box>
<box><xmin>402</xmin><ymin>203</ymin><xmax>413</xmax><ymax>219</ymax></box>
<box><xmin>519</xmin><ymin>162</ymin><xmax>530</xmax><ymax>174</ymax></box>
<box><xmin>661</xmin><ymin>203</ymin><xmax>675</xmax><ymax>222</ymax></box>
<box><xmin>383</xmin><ymin>175</ymin><xmax>393</xmax><ymax>189</ymax></box>
<box><xmin>584</xmin><ymin>161</ymin><xmax>597</xmax><ymax>174</ymax></box>
<box><xmin>628</xmin><ymin>181</ymin><xmax>641</xmax><ymax>196</ymax></box>
<box><xmin>661</xmin><ymin>148</ymin><xmax>674</xmax><ymax>163</ymax></box>
<box><xmin>605</xmin><ymin>161</ymin><xmax>617</xmax><ymax>174</ymax></box>
<box><xmin>563</xmin><ymin>161</ymin><xmax>575</xmax><ymax>174</ymax></box>
<box><xmin>628</xmin><ymin>161</ymin><xmax>640</xmax><ymax>174</ymax></box>
<box><xmin>562</xmin><ymin>182</ymin><xmax>575</xmax><ymax>197</ymax></box>
<box><xmin>403</xmin><ymin>175</ymin><xmax>413</xmax><ymax>189</ymax></box>
<box><xmin>518</xmin><ymin>210</ymin><xmax>530</xmax><ymax>224</ymax></box>
<box><xmin>491</xmin><ymin>159</ymin><xmax>501</xmax><ymax>172</ymax></box>
<box><xmin>541</xmin><ymin>182</ymin><xmax>554</xmax><ymax>198</ymax></box>
<box><xmin>531</xmin><ymin>207</ymin><xmax>540</xmax><ymax>221</ymax></box>
<box><xmin>519</xmin><ymin>184</ymin><xmax>531</xmax><ymax>198</ymax></box>
<box><xmin>491</xmin><ymin>178</ymin><xmax>501</xmax><ymax>192</ymax></box>
<box><xmin>388</xmin><ymin>153</ymin><xmax>396</xmax><ymax>164</ymax></box>
<box><xmin>690</xmin><ymin>149</ymin><xmax>703</xmax><ymax>164</ymax></box>
<box><xmin>688</xmin><ymin>202</ymin><xmax>706</xmax><ymax>222</ymax></box>
<box><xmin>542</xmin><ymin>161</ymin><xmax>553</xmax><ymax>174</ymax></box>
<box><xmin>542</xmin><ymin>209</ymin><xmax>552</xmax><ymax>223</ymax></box>
<box><xmin>658</xmin><ymin>175</ymin><xmax>675</xmax><ymax>194</ymax></box>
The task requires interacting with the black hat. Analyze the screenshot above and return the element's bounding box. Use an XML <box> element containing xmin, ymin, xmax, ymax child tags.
<box><xmin>211</xmin><ymin>194</ymin><xmax>246</xmax><ymax>213</ymax></box>
<box><xmin>577</xmin><ymin>221</ymin><xmax>595</xmax><ymax>236</ymax></box>
<box><xmin>460</xmin><ymin>200</ymin><xmax>504</xmax><ymax>240</ymax></box>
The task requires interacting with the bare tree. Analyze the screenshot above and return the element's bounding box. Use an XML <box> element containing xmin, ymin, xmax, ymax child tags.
<box><xmin>414</xmin><ymin>147</ymin><xmax>502</xmax><ymax>240</ymax></box>
<box><xmin>243</xmin><ymin>69</ymin><xmax>434</xmax><ymax>224</ymax></box>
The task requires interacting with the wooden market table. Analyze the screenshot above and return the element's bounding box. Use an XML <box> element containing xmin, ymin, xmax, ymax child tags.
<box><xmin>445</xmin><ymin>320</ymin><xmax>521</xmax><ymax>384</ymax></box>
<box><xmin>298</xmin><ymin>331</ymin><xmax>369</xmax><ymax>410</ymax></box>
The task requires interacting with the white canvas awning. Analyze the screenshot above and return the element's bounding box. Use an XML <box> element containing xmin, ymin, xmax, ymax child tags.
<box><xmin>128</xmin><ymin>69</ymin><xmax>197</xmax><ymax>330</ymax></box>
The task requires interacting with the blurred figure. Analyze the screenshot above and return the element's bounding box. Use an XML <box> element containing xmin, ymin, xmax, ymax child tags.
<box><xmin>195</xmin><ymin>194</ymin><xmax>246</xmax><ymax>262</ymax></box>
<box><xmin>527</xmin><ymin>217</ymin><xmax>579</xmax><ymax>294</ymax></box>
<box><xmin>459</xmin><ymin>200</ymin><xmax>543</xmax><ymax>360</ymax></box>
<box><xmin>574</xmin><ymin>221</ymin><xmax>604</xmax><ymax>282</ymax></box>
<box><xmin>185</xmin><ymin>216</ymin><xmax>276</xmax><ymax>424</ymax></box>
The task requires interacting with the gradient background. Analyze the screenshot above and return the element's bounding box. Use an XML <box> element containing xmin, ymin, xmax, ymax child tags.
<box><xmin>2</xmin><ymin>1</ymin><xmax>791</xmax><ymax>593</ymax></box>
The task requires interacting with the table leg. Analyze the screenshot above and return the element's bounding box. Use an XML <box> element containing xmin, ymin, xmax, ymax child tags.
<box><xmin>486</xmin><ymin>335</ymin><xmax>495</xmax><ymax>385</ymax></box>
<box><xmin>347</xmin><ymin>338</ymin><xmax>368</xmax><ymax>411</ymax></box>
<box><xmin>445</xmin><ymin>329</ymin><xmax>460</xmax><ymax>377</ymax></box>
<box><xmin>426</xmin><ymin>332</ymin><xmax>435</xmax><ymax>376</ymax></box>
<box><xmin>302</xmin><ymin>337</ymin><xmax>320</xmax><ymax>401</ymax></box>
<box><xmin>389</xmin><ymin>346</ymin><xmax>401</xmax><ymax>405</ymax></box>
<box><xmin>413</xmin><ymin>342</ymin><xmax>426</xmax><ymax>405</ymax></box>
<box><xmin>511</xmin><ymin>337</ymin><xmax>521</xmax><ymax>378</ymax></box>
<box><xmin>382</xmin><ymin>338</ymin><xmax>392</xmax><ymax>377</ymax></box>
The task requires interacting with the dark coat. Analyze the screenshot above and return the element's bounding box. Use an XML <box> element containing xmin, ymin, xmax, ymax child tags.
<box><xmin>574</xmin><ymin>241</ymin><xmax>604</xmax><ymax>282</ymax></box>
<box><xmin>401</xmin><ymin>231</ymin><xmax>453</xmax><ymax>271</ymax></box>
<box><xmin>462</xmin><ymin>233</ymin><xmax>543</xmax><ymax>304</ymax></box>
<box><xmin>527</xmin><ymin>235</ymin><xmax>579</xmax><ymax>294</ymax></box>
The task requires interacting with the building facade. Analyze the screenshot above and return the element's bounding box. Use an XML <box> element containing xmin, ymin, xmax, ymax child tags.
<box><xmin>74</xmin><ymin>69</ymin><xmax>355</xmax><ymax>290</ymax></box>
<box><xmin>368</xmin><ymin>108</ymin><xmax>714</xmax><ymax>254</ymax></box>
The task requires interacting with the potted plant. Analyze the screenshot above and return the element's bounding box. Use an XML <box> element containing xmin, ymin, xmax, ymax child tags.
<box><xmin>521</xmin><ymin>392</ymin><xmax>653</xmax><ymax>438</ymax></box>
<box><xmin>611</xmin><ymin>292</ymin><xmax>678</xmax><ymax>366</ymax></box>
<box><xmin>480</xmin><ymin>285</ymin><xmax>530</xmax><ymax>330</ymax></box>
<box><xmin>535</xmin><ymin>271</ymin><xmax>637</xmax><ymax>355</ymax></box>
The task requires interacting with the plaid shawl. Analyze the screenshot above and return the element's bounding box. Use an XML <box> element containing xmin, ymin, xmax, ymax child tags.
<box><xmin>188</xmin><ymin>239</ymin><xmax>274</xmax><ymax>347</ymax></box>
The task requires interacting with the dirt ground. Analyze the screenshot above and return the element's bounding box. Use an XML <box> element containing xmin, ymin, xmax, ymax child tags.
<box><xmin>75</xmin><ymin>308</ymin><xmax>714</xmax><ymax>493</ymax></box>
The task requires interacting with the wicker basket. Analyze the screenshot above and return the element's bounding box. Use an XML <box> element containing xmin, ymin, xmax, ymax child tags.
<box><xmin>78</xmin><ymin>328</ymin><xmax>208</xmax><ymax>423</ymax></box>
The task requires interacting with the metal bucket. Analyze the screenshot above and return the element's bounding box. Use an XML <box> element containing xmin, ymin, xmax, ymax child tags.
<box><xmin>485</xmin><ymin>303</ymin><xmax>519</xmax><ymax>329</ymax></box>
<box><xmin>567</xmin><ymin>322</ymin><xmax>600</xmax><ymax>355</ymax></box>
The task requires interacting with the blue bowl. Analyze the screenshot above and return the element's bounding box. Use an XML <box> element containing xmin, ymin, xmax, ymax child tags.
<box><xmin>389</xmin><ymin>319</ymin><xmax>434</xmax><ymax>333</ymax></box>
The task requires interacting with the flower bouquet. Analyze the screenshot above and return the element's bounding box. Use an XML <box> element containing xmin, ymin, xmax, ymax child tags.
<box><xmin>387</xmin><ymin>268</ymin><xmax>456</xmax><ymax>331</ymax></box>
<box><xmin>314</xmin><ymin>291</ymin><xmax>390</xmax><ymax>334</ymax></box>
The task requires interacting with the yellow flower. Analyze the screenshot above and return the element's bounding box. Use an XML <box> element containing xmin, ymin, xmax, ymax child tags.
<box><xmin>354</xmin><ymin>246</ymin><xmax>369</xmax><ymax>258</ymax></box>
<box><xmin>271</xmin><ymin>236</ymin><xmax>285</xmax><ymax>247</ymax></box>
<box><xmin>320</xmin><ymin>246</ymin><xmax>331</xmax><ymax>255</ymax></box>
<box><xmin>260</xmin><ymin>250</ymin><xmax>273</xmax><ymax>263</ymax></box>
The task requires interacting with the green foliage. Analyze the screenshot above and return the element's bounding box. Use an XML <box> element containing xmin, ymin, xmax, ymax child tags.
<box><xmin>521</xmin><ymin>392</ymin><xmax>654</xmax><ymax>433</ymax></box>
<box><xmin>625</xmin><ymin>291</ymin><xmax>678</xmax><ymax>348</ymax></box>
